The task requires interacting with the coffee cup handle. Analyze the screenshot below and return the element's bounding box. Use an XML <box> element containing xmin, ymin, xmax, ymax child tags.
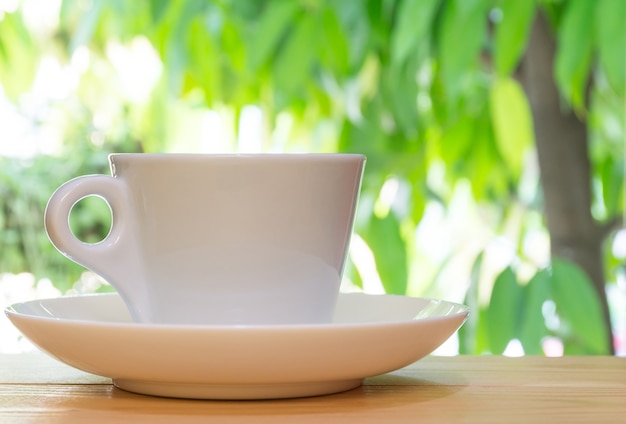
<box><xmin>44</xmin><ymin>175</ymin><xmax>141</xmax><ymax>301</ymax></box>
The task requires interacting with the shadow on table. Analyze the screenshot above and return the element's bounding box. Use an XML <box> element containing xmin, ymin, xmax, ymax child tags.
<box><xmin>24</xmin><ymin>371</ymin><xmax>467</xmax><ymax>423</ymax></box>
<box><xmin>98</xmin><ymin>373</ymin><xmax>468</xmax><ymax>420</ymax></box>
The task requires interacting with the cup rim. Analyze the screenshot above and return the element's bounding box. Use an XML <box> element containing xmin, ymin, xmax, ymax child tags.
<box><xmin>109</xmin><ymin>153</ymin><xmax>366</xmax><ymax>162</ymax></box>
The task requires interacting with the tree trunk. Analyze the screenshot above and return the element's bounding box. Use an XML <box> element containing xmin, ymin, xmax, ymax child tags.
<box><xmin>521</xmin><ymin>12</ymin><xmax>614</xmax><ymax>354</ymax></box>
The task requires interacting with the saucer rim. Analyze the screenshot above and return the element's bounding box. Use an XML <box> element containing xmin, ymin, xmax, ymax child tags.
<box><xmin>4</xmin><ymin>292</ymin><xmax>470</xmax><ymax>331</ymax></box>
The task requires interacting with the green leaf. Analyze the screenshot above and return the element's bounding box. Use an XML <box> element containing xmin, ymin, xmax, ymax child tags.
<box><xmin>489</xmin><ymin>77</ymin><xmax>534</xmax><ymax>178</ymax></box>
<box><xmin>595</xmin><ymin>0</ymin><xmax>625</xmax><ymax>96</ymax></box>
<box><xmin>390</xmin><ymin>0</ymin><xmax>440</xmax><ymax>67</ymax></box>
<box><xmin>439</xmin><ymin>115</ymin><xmax>473</xmax><ymax>172</ymax></box>
<box><xmin>599</xmin><ymin>155</ymin><xmax>624</xmax><ymax>217</ymax></box>
<box><xmin>221</xmin><ymin>20</ymin><xmax>246</xmax><ymax>75</ymax></box>
<box><xmin>272</xmin><ymin>12</ymin><xmax>320</xmax><ymax>95</ymax></box>
<box><xmin>156</xmin><ymin>1</ymin><xmax>194</xmax><ymax>96</ymax></box>
<box><xmin>319</xmin><ymin>6</ymin><xmax>350</xmax><ymax>75</ymax></box>
<box><xmin>407</xmin><ymin>165</ymin><xmax>428</xmax><ymax>224</ymax></box>
<box><xmin>437</xmin><ymin>0</ymin><xmax>488</xmax><ymax>98</ymax></box>
<box><xmin>330</xmin><ymin>0</ymin><xmax>371</xmax><ymax>73</ymax></box>
<box><xmin>493</xmin><ymin>0</ymin><xmax>536</xmax><ymax>76</ymax></box>
<box><xmin>382</xmin><ymin>67</ymin><xmax>419</xmax><ymax>138</ymax></box>
<box><xmin>247</xmin><ymin>0</ymin><xmax>301</xmax><ymax>71</ymax></box>
<box><xmin>153</xmin><ymin>1</ymin><xmax>207</xmax><ymax>97</ymax></box>
<box><xmin>519</xmin><ymin>270</ymin><xmax>550</xmax><ymax>355</ymax></box>
<box><xmin>187</xmin><ymin>17</ymin><xmax>220</xmax><ymax>104</ymax></box>
<box><xmin>438</xmin><ymin>107</ymin><xmax>508</xmax><ymax>201</ymax></box>
<box><xmin>555</xmin><ymin>0</ymin><xmax>595</xmax><ymax>110</ymax></box>
<box><xmin>550</xmin><ymin>258</ymin><xmax>610</xmax><ymax>354</ymax></box>
<box><xmin>361</xmin><ymin>211</ymin><xmax>408</xmax><ymax>295</ymax></box>
<box><xmin>485</xmin><ymin>267</ymin><xmax>523</xmax><ymax>354</ymax></box>
<box><xmin>149</xmin><ymin>0</ymin><xmax>170</xmax><ymax>24</ymax></box>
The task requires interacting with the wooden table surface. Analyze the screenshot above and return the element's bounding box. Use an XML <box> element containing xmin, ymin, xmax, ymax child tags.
<box><xmin>1</xmin><ymin>353</ymin><xmax>624</xmax><ymax>423</ymax></box>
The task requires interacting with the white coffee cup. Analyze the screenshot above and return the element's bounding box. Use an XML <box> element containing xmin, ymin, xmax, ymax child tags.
<box><xmin>45</xmin><ymin>153</ymin><xmax>365</xmax><ymax>325</ymax></box>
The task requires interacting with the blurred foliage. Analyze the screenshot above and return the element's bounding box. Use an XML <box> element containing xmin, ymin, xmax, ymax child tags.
<box><xmin>0</xmin><ymin>0</ymin><xmax>624</xmax><ymax>354</ymax></box>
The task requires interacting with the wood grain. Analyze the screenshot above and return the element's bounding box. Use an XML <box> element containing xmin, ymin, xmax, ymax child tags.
<box><xmin>1</xmin><ymin>354</ymin><xmax>624</xmax><ymax>423</ymax></box>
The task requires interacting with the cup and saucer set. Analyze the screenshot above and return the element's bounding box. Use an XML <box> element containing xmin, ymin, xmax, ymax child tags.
<box><xmin>5</xmin><ymin>154</ymin><xmax>469</xmax><ymax>400</ymax></box>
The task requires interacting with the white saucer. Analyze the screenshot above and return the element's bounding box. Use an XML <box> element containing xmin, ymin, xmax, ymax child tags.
<box><xmin>5</xmin><ymin>293</ymin><xmax>468</xmax><ymax>400</ymax></box>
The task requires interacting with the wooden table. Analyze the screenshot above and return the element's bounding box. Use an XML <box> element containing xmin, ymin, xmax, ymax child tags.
<box><xmin>1</xmin><ymin>353</ymin><xmax>624</xmax><ymax>423</ymax></box>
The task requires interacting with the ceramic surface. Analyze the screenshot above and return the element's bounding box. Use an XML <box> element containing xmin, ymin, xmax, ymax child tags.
<box><xmin>6</xmin><ymin>293</ymin><xmax>469</xmax><ymax>400</ymax></box>
<box><xmin>44</xmin><ymin>154</ymin><xmax>365</xmax><ymax>325</ymax></box>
